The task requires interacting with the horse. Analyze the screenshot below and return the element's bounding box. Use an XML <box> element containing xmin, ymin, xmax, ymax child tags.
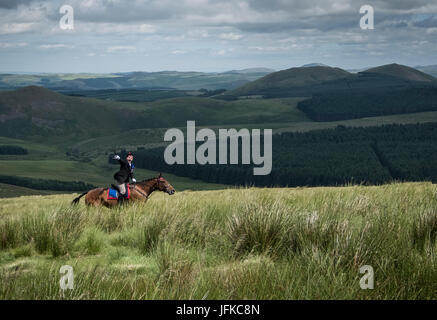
<box><xmin>71</xmin><ymin>174</ymin><xmax>175</xmax><ymax>208</ymax></box>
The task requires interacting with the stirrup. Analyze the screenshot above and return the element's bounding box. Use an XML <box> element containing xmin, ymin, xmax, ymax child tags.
<box><xmin>117</xmin><ymin>195</ymin><xmax>127</xmax><ymax>204</ymax></box>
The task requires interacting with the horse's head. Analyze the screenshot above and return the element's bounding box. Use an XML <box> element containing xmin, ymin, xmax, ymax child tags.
<box><xmin>156</xmin><ymin>174</ymin><xmax>175</xmax><ymax>195</ymax></box>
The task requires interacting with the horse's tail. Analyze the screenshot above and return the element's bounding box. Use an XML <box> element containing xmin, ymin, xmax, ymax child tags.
<box><xmin>72</xmin><ymin>191</ymin><xmax>89</xmax><ymax>205</ymax></box>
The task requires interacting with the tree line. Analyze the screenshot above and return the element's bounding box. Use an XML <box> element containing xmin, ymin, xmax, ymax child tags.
<box><xmin>113</xmin><ymin>122</ymin><xmax>437</xmax><ymax>187</ymax></box>
<box><xmin>0</xmin><ymin>175</ymin><xmax>96</xmax><ymax>191</ymax></box>
<box><xmin>298</xmin><ymin>87</ymin><xmax>437</xmax><ymax>121</ymax></box>
<box><xmin>0</xmin><ymin>145</ymin><xmax>28</xmax><ymax>155</ymax></box>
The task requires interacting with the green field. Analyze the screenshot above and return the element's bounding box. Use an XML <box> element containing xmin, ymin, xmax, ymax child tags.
<box><xmin>0</xmin><ymin>183</ymin><xmax>66</xmax><ymax>198</ymax></box>
<box><xmin>64</xmin><ymin>89</ymin><xmax>193</xmax><ymax>102</ymax></box>
<box><xmin>0</xmin><ymin>182</ymin><xmax>436</xmax><ymax>299</ymax></box>
<box><xmin>0</xmin><ymin>159</ymin><xmax>227</xmax><ymax>197</ymax></box>
<box><xmin>0</xmin><ymin>136</ymin><xmax>58</xmax><ymax>157</ymax></box>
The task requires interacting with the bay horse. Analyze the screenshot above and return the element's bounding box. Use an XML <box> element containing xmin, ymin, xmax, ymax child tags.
<box><xmin>72</xmin><ymin>174</ymin><xmax>175</xmax><ymax>208</ymax></box>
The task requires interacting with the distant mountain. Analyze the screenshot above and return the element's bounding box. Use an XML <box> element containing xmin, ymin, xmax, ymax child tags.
<box><xmin>362</xmin><ymin>63</ymin><xmax>436</xmax><ymax>82</ymax></box>
<box><xmin>224</xmin><ymin>68</ymin><xmax>275</xmax><ymax>74</ymax></box>
<box><xmin>301</xmin><ymin>63</ymin><xmax>329</xmax><ymax>68</ymax></box>
<box><xmin>347</xmin><ymin>67</ymin><xmax>368</xmax><ymax>73</ymax></box>
<box><xmin>295</xmin><ymin>64</ymin><xmax>437</xmax><ymax>122</ymax></box>
<box><xmin>228</xmin><ymin>66</ymin><xmax>351</xmax><ymax>97</ymax></box>
<box><xmin>0</xmin><ymin>69</ymin><xmax>273</xmax><ymax>92</ymax></box>
<box><xmin>415</xmin><ymin>65</ymin><xmax>437</xmax><ymax>78</ymax></box>
<box><xmin>225</xmin><ymin>63</ymin><xmax>437</xmax><ymax>98</ymax></box>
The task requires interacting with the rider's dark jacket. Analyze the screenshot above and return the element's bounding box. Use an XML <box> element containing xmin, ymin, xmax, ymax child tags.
<box><xmin>114</xmin><ymin>159</ymin><xmax>134</xmax><ymax>184</ymax></box>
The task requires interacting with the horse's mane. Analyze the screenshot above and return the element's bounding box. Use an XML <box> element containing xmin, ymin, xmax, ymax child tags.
<box><xmin>137</xmin><ymin>177</ymin><xmax>159</xmax><ymax>185</ymax></box>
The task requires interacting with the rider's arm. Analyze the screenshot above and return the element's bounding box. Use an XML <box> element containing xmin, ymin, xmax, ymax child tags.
<box><xmin>130</xmin><ymin>165</ymin><xmax>136</xmax><ymax>183</ymax></box>
<box><xmin>113</xmin><ymin>155</ymin><xmax>128</xmax><ymax>165</ymax></box>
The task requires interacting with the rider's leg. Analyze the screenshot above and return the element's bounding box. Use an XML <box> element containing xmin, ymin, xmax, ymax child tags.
<box><xmin>115</xmin><ymin>181</ymin><xmax>127</xmax><ymax>203</ymax></box>
<box><xmin>117</xmin><ymin>182</ymin><xmax>126</xmax><ymax>196</ymax></box>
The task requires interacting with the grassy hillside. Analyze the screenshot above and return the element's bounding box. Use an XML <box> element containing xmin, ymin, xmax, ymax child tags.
<box><xmin>229</xmin><ymin>66</ymin><xmax>351</xmax><ymax>97</ymax></box>
<box><xmin>0</xmin><ymin>183</ymin><xmax>66</xmax><ymax>197</ymax></box>
<box><xmin>226</xmin><ymin>64</ymin><xmax>437</xmax><ymax>99</ymax></box>
<box><xmin>363</xmin><ymin>64</ymin><xmax>436</xmax><ymax>82</ymax></box>
<box><xmin>0</xmin><ymin>86</ymin><xmax>157</xmax><ymax>138</ymax></box>
<box><xmin>0</xmin><ymin>182</ymin><xmax>436</xmax><ymax>299</ymax></box>
<box><xmin>0</xmin><ymin>87</ymin><xmax>309</xmax><ymax>140</ymax></box>
<box><xmin>138</xmin><ymin>96</ymin><xmax>309</xmax><ymax>127</ymax></box>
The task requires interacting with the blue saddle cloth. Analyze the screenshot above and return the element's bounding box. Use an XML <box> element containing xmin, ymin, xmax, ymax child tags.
<box><xmin>108</xmin><ymin>188</ymin><xmax>118</xmax><ymax>200</ymax></box>
<box><xmin>107</xmin><ymin>184</ymin><xmax>130</xmax><ymax>200</ymax></box>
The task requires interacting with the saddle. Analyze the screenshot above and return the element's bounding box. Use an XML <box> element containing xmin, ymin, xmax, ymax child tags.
<box><xmin>107</xmin><ymin>183</ymin><xmax>130</xmax><ymax>200</ymax></box>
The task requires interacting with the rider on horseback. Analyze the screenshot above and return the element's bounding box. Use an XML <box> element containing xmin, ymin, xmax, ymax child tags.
<box><xmin>113</xmin><ymin>151</ymin><xmax>136</xmax><ymax>204</ymax></box>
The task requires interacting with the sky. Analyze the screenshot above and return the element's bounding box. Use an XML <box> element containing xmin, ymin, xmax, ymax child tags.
<box><xmin>0</xmin><ymin>0</ymin><xmax>436</xmax><ymax>73</ymax></box>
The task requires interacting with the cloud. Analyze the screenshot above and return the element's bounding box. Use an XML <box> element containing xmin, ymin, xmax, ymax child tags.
<box><xmin>0</xmin><ymin>41</ymin><xmax>28</xmax><ymax>48</ymax></box>
<box><xmin>75</xmin><ymin>22</ymin><xmax>157</xmax><ymax>35</ymax></box>
<box><xmin>1</xmin><ymin>0</ymin><xmax>437</xmax><ymax>72</ymax></box>
<box><xmin>39</xmin><ymin>43</ymin><xmax>74</xmax><ymax>49</ymax></box>
<box><xmin>219</xmin><ymin>32</ymin><xmax>243</xmax><ymax>40</ymax></box>
<box><xmin>413</xmin><ymin>15</ymin><xmax>437</xmax><ymax>28</ymax></box>
<box><xmin>0</xmin><ymin>22</ymin><xmax>35</xmax><ymax>34</ymax></box>
<box><xmin>0</xmin><ymin>0</ymin><xmax>36</xmax><ymax>9</ymax></box>
<box><xmin>215</xmin><ymin>48</ymin><xmax>235</xmax><ymax>56</ymax></box>
<box><xmin>106</xmin><ymin>45</ymin><xmax>136</xmax><ymax>53</ymax></box>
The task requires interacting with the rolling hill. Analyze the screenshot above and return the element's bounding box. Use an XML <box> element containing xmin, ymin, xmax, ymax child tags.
<box><xmin>228</xmin><ymin>66</ymin><xmax>351</xmax><ymax>97</ymax></box>
<box><xmin>0</xmin><ymin>86</ymin><xmax>155</xmax><ymax>138</ymax></box>
<box><xmin>301</xmin><ymin>63</ymin><xmax>329</xmax><ymax>68</ymax></box>
<box><xmin>0</xmin><ymin>69</ymin><xmax>273</xmax><ymax>92</ymax></box>
<box><xmin>295</xmin><ymin>64</ymin><xmax>437</xmax><ymax>122</ymax></box>
<box><xmin>416</xmin><ymin>65</ymin><xmax>437</xmax><ymax>78</ymax></box>
<box><xmin>0</xmin><ymin>86</ymin><xmax>308</xmax><ymax>140</ymax></box>
<box><xmin>225</xmin><ymin>63</ymin><xmax>437</xmax><ymax>99</ymax></box>
<box><xmin>363</xmin><ymin>63</ymin><xmax>436</xmax><ymax>82</ymax></box>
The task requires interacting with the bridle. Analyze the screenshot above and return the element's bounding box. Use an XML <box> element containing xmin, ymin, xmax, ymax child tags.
<box><xmin>131</xmin><ymin>178</ymin><xmax>167</xmax><ymax>199</ymax></box>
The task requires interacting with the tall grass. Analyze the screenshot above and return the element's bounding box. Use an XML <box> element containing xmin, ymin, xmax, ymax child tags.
<box><xmin>0</xmin><ymin>182</ymin><xmax>436</xmax><ymax>299</ymax></box>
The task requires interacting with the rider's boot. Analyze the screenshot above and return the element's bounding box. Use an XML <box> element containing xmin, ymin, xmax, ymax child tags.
<box><xmin>117</xmin><ymin>194</ymin><xmax>126</xmax><ymax>205</ymax></box>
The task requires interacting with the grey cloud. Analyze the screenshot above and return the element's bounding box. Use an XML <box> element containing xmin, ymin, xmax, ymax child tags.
<box><xmin>246</xmin><ymin>0</ymin><xmax>437</xmax><ymax>13</ymax></box>
<box><xmin>41</xmin><ymin>0</ymin><xmax>177</xmax><ymax>22</ymax></box>
<box><xmin>0</xmin><ymin>0</ymin><xmax>37</xmax><ymax>9</ymax></box>
<box><xmin>233</xmin><ymin>13</ymin><xmax>361</xmax><ymax>33</ymax></box>
<box><xmin>413</xmin><ymin>15</ymin><xmax>437</xmax><ymax>27</ymax></box>
<box><xmin>6</xmin><ymin>0</ymin><xmax>437</xmax><ymax>25</ymax></box>
<box><xmin>375</xmin><ymin>0</ymin><xmax>435</xmax><ymax>11</ymax></box>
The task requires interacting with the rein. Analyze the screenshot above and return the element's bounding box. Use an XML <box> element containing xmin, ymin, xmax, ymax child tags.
<box><xmin>130</xmin><ymin>181</ymin><xmax>155</xmax><ymax>199</ymax></box>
